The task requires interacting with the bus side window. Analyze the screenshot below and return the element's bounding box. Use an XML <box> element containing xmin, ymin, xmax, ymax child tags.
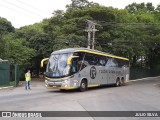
<box><xmin>125</xmin><ymin>61</ymin><xmax>129</xmax><ymax>67</ymax></box>
<box><xmin>122</xmin><ymin>60</ymin><xmax>129</xmax><ymax>68</ymax></box>
<box><xmin>99</xmin><ymin>56</ymin><xmax>107</xmax><ymax>66</ymax></box>
<box><xmin>105</xmin><ymin>58</ymin><xmax>118</xmax><ymax>67</ymax></box>
<box><xmin>75</xmin><ymin>52</ymin><xmax>88</xmax><ymax>71</ymax></box>
<box><xmin>95</xmin><ymin>55</ymin><xmax>106</xmax><ymax>66</ymax></box>
<box><xmin>105</xmin><ymin>58</ymin><xmax>112</xmax><ymax>67</ymax></box>
<box><xmin>93</xmin><ymin>55</ymin><xmax>99</xmax><ymax>65</ymax></box>
<box><xmin>82</xmin><ymin>54</ymin><xmax>104</xmax><ymax>66</ymax></box>
<box><xmin>70</xmin><ymin>59</ymin><xmax>78</xmax><ymax>73</ymax></box>
<box><xmin>85</xmin><ymin>53</ymin><xmax>96</xmax><ymax>65</ymax></box>
<box><xmin>117</xmin><ymin>59</ymin><xmax>122</xmax><ymax>68</ymax></box>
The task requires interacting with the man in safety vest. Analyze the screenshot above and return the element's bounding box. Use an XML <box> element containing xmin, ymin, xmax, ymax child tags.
<box><xmin>25</xmin><ymin>70</ymin><xmax>31</xmax><ymax>90</ymax></box>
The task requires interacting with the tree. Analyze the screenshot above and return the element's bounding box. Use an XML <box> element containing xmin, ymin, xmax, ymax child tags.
<box><xmin>1</xmin><ymin>1</ymin><xmax>158</xmax><ymax>72</ymax></box>
<box><xmin>3</xmin><ymin>33</ymin><xmax>35</xmax><ymax>66</ymax></box>
<box><xmin>125</xmin><ymin>2</ymin><xmax>155</xmax><ymax>14</ymax></box>
<box><xmin>66</xmin><ymin>0</ymin><xmax>99</xmax><ymax>12</ymax></box>
<box><xmin>0</xmin><ymin>17</ymin><xmax>14</xmax><ymax>36</ymax></box>
<box><xmin>0</xmin><ymin>17</ymin><xmax>14</xmax><ymax>59</ymax></box>
<box><xmin>0</xmin><ymin>38</ymin><xmax>5</xmax><ymax>58</ymax></box>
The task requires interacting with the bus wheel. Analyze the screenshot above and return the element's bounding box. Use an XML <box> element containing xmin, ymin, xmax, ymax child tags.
<box><xmin>115</xmin><ymin>79</ymin><xmax>120</xmax><ymax>87</ymax></box>
<box><xmin>60</xmin><ymin>89</ymin><xmax>66</xmax><ymax>92</ymax></box>
<box><xmin>79</xmin><ymin>80</ymin><xmax>87</xmax><ymax>92</ymax></box>
<box><xmin>121</xmin><ymin>78</ymin><xmax>125</xmax><ymax>86</ymax></box>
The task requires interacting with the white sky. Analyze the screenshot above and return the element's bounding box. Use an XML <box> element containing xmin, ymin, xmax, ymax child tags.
<box><xmin>0</xmin><ymin>0</ymin><xmax>159</xmax><ymax>28</ymax></box>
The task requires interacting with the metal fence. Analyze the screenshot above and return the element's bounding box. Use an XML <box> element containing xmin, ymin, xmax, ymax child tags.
<box><xmin>130</xmin><ymin>68</ymin><xmax>160</xmax><ymax>80</ymax></box>
<box><xmin>10</xmin><ymin>65</ymin><xmax>20</xmax><ymax>87</ymax></box>
<box><xmin>0</xmin><ymin>63</ymin><xmax>20</xmax><ymax>87</ymax></box>
<box><xmin>0</xmin><ymin>63</ymin><xmax>10</xmax><ymax>85</ymax></box>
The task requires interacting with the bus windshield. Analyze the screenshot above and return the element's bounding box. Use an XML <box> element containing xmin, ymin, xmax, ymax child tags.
<box><xmin>46</xmin><ymin>53</ymin><xmax>73</xmax><ymax>78</ymax></box>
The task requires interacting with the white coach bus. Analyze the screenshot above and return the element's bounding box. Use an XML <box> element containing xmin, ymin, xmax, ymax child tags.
<box><xmin>41</xmin><ymin>48</ymin><xmax>129</xmax><ymax>92</ymax></box>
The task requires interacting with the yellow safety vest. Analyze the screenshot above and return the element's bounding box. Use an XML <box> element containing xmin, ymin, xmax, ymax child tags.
<box><xmin>25</xmin><ymin>73</ymin><xmax>31</xmax><ymax>81</ymax></box>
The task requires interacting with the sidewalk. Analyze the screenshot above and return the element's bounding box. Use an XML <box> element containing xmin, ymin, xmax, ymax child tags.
<box><xmin>0</xmin><ymin>86</ymin><xmax>14</xmax><ymax>90</ymax></box>
<box><xmin>0</xmin><ymin>82</ymin><xmax>22</xmax><ymax>90</ymax></box>
<box><xmin>0</xmin><ymin>79</ymin><xmax>46</xmax><ymax>98</ymax></box>
<box><xmin>0</xmin><ymin>77</ymin><xmax>45</xmax><ymax>90</ymax></box>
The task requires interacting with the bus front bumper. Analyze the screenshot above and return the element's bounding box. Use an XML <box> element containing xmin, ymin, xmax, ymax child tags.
<box><xmin>45</xmin><ymin>80</ymin><xmax>76</xmax><ymax>90</ymax></box>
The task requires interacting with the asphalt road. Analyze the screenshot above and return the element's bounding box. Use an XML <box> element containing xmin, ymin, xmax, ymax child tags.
<box><xmin>0</xmin><ymin>77</ymin><xmax>160</xmax><ymax>120</ymax></box>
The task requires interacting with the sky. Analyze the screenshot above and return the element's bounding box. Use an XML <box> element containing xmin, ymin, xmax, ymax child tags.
<box><xmin>0</xmin><ymin>0</ymin><xmax>159</xmax><ymax>28</ymax></box>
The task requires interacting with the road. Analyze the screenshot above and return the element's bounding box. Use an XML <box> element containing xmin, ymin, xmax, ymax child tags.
<box><xmin>0</xmin><ymin>77</ymin><xmax>160</xmax><ymax>120</ymax></box>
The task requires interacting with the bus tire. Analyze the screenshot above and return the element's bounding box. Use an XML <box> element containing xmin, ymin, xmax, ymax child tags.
<box><xmin>60</xmin><ymin>89</ymin><xmax>66</xmax><ymax>92</ymax></box>
<box><xmin>115</xmin><ymin>79</ymin><xmax>120</xmax><ymax>87</ymax></box>
<box><xmin>79</xmin><ymin>80</ymin><xmax>87</xmax><ymax>92</ymax></box>
<box><xmin>121</xmin><ymin>78</ymin><xmax>125</xmax><ymax>86</ymax></box>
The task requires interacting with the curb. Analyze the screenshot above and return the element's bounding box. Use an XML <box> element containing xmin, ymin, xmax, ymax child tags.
<box><xmin>0</xmin><ymin>82</ymin><xmax>23</xmax><ymax>90</ymax></box>
<box><xmin>130</xmin><ymin>76</ymin><xmax>160</xmax><ymax>82</ymax></box>
<box><xmin>0</xmin><ymin>86</ymin><xmax>14</xmax><ymax>90</ymax></box>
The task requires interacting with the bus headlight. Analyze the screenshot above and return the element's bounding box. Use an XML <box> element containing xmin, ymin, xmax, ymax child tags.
<box><xmin>45</xmin><ymin>80</ymin><xmax>48</xmax><ymax>84</ymax></box>
<box><xmin>73</xmin><ymin>80</ymin><xmax>78</xmax><ymax>86</ymax></box>
<box><xmin>64</xmin><ymin>80</ymin><xmax>68</xmax><ymax>83</ymax></box>
<box><xmin>62</xmin><ymin>79</ymin><xmax>70</xmax><ymax>83</ymax></box>
<box><xmin>62</xmin><ymin>79</ymin><xmax>71</xmax><ymax>87</ymax></box>
<box><xmin>73</xmin><ymin>80</ymin><xmax>78</xmax><ymax>83</ymax></box>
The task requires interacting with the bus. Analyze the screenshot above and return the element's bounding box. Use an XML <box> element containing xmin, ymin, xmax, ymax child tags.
<box><xmin>41</xmin><ymin>48</ymin><xmax>129</xmax><ymax>92</ymax></box>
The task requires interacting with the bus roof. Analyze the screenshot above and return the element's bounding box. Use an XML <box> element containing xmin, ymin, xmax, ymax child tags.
<box><xmin>51</xmin><ymin>48</ymin><xmax>129</xmax><ymax>61</ymax></box>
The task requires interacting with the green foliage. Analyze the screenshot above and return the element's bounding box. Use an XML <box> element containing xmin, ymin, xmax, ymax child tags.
<box><xmin>0</xmin><ymin>17</ymin><xmax>14</xmax><ymax>36</ymax></box>
<box><xmin>1</xmin><ymin>0</ymin><xmax>160</xmax><ymax>73</ymax></box>
<box><xmin>27</xmin><ymin>33</ymin><xmax>53</xmax><ymax>57</ymax></box>
<box><xmin>125</xmin><ymin>2</ymin><xmax>155</xmax><ymax>14</ymax></box>
<box><xmin>0</xmin><ymin>38</ymin><xmax>5</xmax><ymax>58</ymax></box>
<box><xmin>66</xmin><ymin>0</ymin><xmax>99</xmax><ymax>12</ymax></box>
<box><xmin>2</xmin><ymin>33</ymin><xmax>35</xmax><ymax>66</ymax></box>
<box><xmin>0</xmin><ymin>17</ymin><xmax>15</xmax><ymax>58</ymax></box>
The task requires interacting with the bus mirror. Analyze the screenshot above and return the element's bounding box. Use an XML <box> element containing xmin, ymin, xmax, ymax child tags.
<box><xmin>67</xmin><ymin>56</ymin><xmax>79</xmax><ymax>65</ymax></box>
<box><xmin>41</xmin><ymin>58</ymin><xmax>49</xmax><ymax>67</ymax></box>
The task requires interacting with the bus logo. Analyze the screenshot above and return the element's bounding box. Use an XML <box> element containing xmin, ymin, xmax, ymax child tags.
<box><xmin>90</xmin><ymin>66</ymin><xmax>96</xmax><ymax>79</ymax></box>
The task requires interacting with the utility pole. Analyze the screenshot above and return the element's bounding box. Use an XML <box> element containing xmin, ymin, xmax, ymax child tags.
<box><xmin>87</xmin><ymin>31</ymin><xmax>91</xmax><ymax>49</ymax></box>
<box><xmin>85</xmin><ymin>20</ymin><xmax>98</xmax><ymax>49</ymax></box>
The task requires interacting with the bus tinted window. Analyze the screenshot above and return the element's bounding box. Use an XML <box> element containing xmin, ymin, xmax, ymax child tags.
<box><xmin>84</xmin><ymin>53</ymin><xmax>94</xmax><ymax>65</ymax></box>
<box><xmin>99</xmin><ymin>56</ymin><xmax>107</xmax><ymax>66</ymax></box>
<box><xmin>105</xmin><ymin>58</ymin><xmax>118</xmax><ymax>67</ymax></box>
<box><xmin>117</xmin><ymin>59</ymin><xmax>122</xmax><ymax>68</ymax></box>
<box><xmin>94</xmin><ymin>55</ymin><xmax>106</xmax><ymax>66</ymax></box>
<box><xmin>73</xmin><ymin>52</ymin><xmax>87</xmax><ymax>70</ymax></box>
<box><xmin>122</xmin><ymin>60</ymin><xmax>129</xmax><ymax>67</ymax></box>
<box><xmin>84</xmin><ymin>54</ymin><xmax>105</xmax><ymax>66</ymax></box>
<box><xmin>85</xmin><ymin>53</ymin><xmax>108</xmax><ymax>66</ymax></box>
<box><xmin>116</xmin><ymin>59</ymin><xmax>129</xmax><ymax>68</ymax></box>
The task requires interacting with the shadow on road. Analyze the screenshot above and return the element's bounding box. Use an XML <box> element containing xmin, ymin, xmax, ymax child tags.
<box><xmin>47</xmin><ymin>84</ymin><xmax>128</xmax><ymax>94</ymax></box>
